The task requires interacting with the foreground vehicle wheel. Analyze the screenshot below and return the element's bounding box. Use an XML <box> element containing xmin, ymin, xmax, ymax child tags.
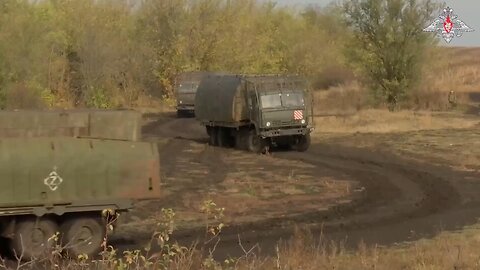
<box><xmin>294</xmin><ymin>133</ymin><xmax>311</xmax><ymax>152</ymax></box>
<box><xmin>246</xmin><ymin>129</ymin><xmax>265</xmax><ymax>153</ymax></box>
<box><xmin>61</xmin><ymin>216</ymin><xmax>105</xmax><ymax>258</ymax></box>
<box><xmin>11</xmin><ymin>217</ymin><xmax>59</xmax><ymax>260</ymax></box>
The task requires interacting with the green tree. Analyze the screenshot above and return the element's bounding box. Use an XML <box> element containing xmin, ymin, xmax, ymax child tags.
<box><xmin>343</xmin><ymin>0</ymin><xmax>440</xmax><ymax>110</ymax></box>
<box><xmin>137</xmin><ymin>0</ymin><xmax>189</xmax><ymax>97</ymax></box>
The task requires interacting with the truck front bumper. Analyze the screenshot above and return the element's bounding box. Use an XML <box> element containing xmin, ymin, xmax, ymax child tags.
<box><xmin>176</xmin><ymin>104</ymin><xmax>195</xmax><ymax>112</ymax></box>
<box><xmin>260</xmin><ymin>127</ymin><xmax>314</xmax><ymax>137</ymax></box>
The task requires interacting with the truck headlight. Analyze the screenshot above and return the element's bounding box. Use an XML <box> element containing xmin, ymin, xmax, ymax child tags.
<box><xmin>179</xmin><ymin>100</ymin><xmax>183</xmax><ymax>104</ymax></box>
<box><xmin>301</xmin><ymin>119</ymin><xmax>306</xmax><ymax>124</ymax></box>
<box><xmin>266</xmin><ymin>122</ymin><xmax>271</xmax><ymax>127</ymax></box>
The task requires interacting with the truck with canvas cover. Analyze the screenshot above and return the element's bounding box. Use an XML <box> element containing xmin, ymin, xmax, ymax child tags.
<box><xmin>0</xmin><ymin>110</ymin><xmax>161</xmax><ymax>259</ymax></box>
<box><xmin>195</xmin><ymin>74</ymin><xmax>314</xmax><ymax>152</ymax></box>
<box><xmin>174</xmin><ymin>71</ymin><xmax>212</xmax><ymax>117</ymax></box>
<box><xmin>174</xmin><ymin>71</ymin><xmax>227</xmax><ymax>117</ymax></box>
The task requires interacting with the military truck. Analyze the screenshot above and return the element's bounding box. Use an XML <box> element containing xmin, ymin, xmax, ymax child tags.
<box><xmin>174</xmin><ymin>71</ymin><xmax>211</xmax><ymax>117</ymax></box>
<box><xmin>174</xmin><ymin>71</ymin><xmax>227</xmax><ymax>117</ymax></box>
<box><xmin>195</xmin><ymin>74</ymin><xmax>314</xmax><ymax>152</ymax></box>
<box><xmin>0</xmin><ymin>110</ymin><xmax>161</xmax><ymax>260</ymax></box>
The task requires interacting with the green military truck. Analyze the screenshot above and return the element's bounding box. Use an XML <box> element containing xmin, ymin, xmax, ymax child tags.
<box><xmin>174</xmin><ymin>71</ymin><xmax>211</xmax><ymax>117</ymax></box>
<box><xmin>174</xmin><ymin>71</ymin><xmax>226</xmax><ymax>117</ymax></box>
<box><xmin>195</xmin><ymin>74</ymin><xmax>314</xmax><ymax>152</ymax></box>
<box><xmin>0</xmin><ymin>110</ymin><xmax>161</xmax><ymax>259</ymax></box>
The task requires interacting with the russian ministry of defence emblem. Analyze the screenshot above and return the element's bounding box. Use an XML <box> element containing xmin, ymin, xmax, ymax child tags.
<box><xmin>423</xmin><ymin>6</ymin><xmax>474</xmax><ymax>43</ymax></box>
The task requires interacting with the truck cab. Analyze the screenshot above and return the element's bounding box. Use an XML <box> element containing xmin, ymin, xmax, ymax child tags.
<box><xmin>175</xmin><ymin>81</ymin><xmax>198</xmax><ymax>117</ymax></box>
<box><xmin>247</xmin><ymin>77</ymin><xmax>314</xmax><ymax>151</ymax></box>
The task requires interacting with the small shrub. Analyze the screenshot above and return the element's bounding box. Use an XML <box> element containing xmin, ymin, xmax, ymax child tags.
<box><xmin>86</xmin><ymin>87</ymin><xmax>112</xmax><ymax>109</ymax></box>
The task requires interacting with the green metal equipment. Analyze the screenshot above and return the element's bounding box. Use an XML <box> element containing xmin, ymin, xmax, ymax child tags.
<box><xmin>0</xmin><ymin>110</ymin><xmax>161</xmax><ymax>259</ymax></box>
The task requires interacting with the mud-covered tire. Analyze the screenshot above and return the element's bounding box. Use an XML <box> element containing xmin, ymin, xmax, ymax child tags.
<box><xmin>208</xmin><ymin>127</ymin><xmax>218</xmax><ymax>146</ymax></box>
<box><xmin>235</xmin><ymin>129</ymin><xmax>248</xmax><ymax>150</ymax></box>
<box><xmin>61</xmin><ymin>216</ymin><xmax>105</xmax><ymax>258</ymax></box>
<box><xmin>246</xmin><ymin>129</ymin><xmax>265</xmax><ymax>153</ymax></box>
<box><xmin>217</xmin><ymin>127</ymin><xmax>228</xmax><ymax>147</ymax></box>
<box><xmin>11</xmin><ymin>217</ymin><xmax>59</xmax><ymax>260</ymax></box>
<box><xmin>294</xmin><ymin>134</ymin><xmax>311</xmax><ymax>152</ymax></box>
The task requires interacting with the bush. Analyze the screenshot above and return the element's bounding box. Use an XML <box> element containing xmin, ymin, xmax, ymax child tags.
<box><xmin>343</xmin><ymin>0</ymin><xmax>441</xmax><ymax>110</ymax></box>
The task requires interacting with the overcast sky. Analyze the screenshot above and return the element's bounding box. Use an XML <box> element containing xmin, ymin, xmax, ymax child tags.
<box><xmin>272</xmin><ymin>0</ymin><xmax>479</xmax><ymax>47</ymax></box>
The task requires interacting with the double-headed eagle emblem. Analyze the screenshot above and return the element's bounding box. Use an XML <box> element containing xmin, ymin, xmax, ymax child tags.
<box><xmin>423</xmin><ymin>6</ymin><xmax>474</xmax><ymax>43</ymax></box>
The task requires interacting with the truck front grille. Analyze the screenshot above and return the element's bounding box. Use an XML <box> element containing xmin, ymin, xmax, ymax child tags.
<box><xmin>271</xmin><ymin>120</ymin><xmax>297</xmax><ymax>126</ymax></box>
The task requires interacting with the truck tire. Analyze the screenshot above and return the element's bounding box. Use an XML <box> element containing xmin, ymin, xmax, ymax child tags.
<box><xmin>235</xmin><ymin>129</ymin><xmax>248</xmax><ymax>150</ymax></box>
<box><xmin>11</xmin><ymin>217</ymin><xmax>59</xmax><ymax>260</ymax></box>
<box><xmin>208</xmin><ymin>127</ymin><xmax>218</xmax><ymax>146</ymax></box>
<box><xmin>176</xmin><ymin>110</ymin><xmax>183</xmax><ymax>118</ymax></box>
<box><xmin>61</xmin><ymin>216</ymin><xmax>105</xmax><ymax>258</ymax></box>
<box><xmin>217</xmin><ymin>127</ymin><xmax>234</xmax><ymax>147</ymax></box>
<box><xmin>217</xmin><ymin>127</ymin><xmax>229</xmax><ymax>147</ymax></box>
<box><xmin>246</xmin><ymin>129</ymin><xmax>265</xmax><ymax>153</ymax></box>
<box><xmin>294</xmin><ymin>133</ymin><xmax>311</xmax><ymax>152</ymax></box>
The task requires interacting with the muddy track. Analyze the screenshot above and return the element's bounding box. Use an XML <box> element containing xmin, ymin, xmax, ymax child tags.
<box><xmin>122</xmin><ymin>113</ymin><xmax>480</xmax><ymax>259</ymax></box>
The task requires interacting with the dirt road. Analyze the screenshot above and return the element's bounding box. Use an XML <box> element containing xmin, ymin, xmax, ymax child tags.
<box><xmin>114</xmin><ymin>112</ymin><xmax>480</xmax><ymax>259</ymax></box>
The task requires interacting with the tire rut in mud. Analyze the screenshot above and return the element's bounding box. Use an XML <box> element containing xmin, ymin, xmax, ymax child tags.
<box><xmin>186</xmin><ymin>146</ymin><xmax>477</xmax><ymax>260</ymax></box>
<box><xmin>121</xmin><ymin>115</ymin><xmax>480</xmax><ymax>260</ymax></box>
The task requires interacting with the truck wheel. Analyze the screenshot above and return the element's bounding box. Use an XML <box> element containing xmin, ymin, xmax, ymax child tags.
<box><xmin>11</xmin><ymin>217</ymin><xmax>59</xmax><ymax>260</ymax></box>
<box><xmin>246</xmin><ymin>129</ymin><xmax>265</xmax><ymax>153</ymax></box>
<box><xmin>208</xmin><ymin>127</ymin><xmax>218</xmax><ymax>146</ymax></box>
<box><xmin>217</xmin><ymin>127</ymin><xmax>228</xmax><ymax>147</ymax></box>
<box><xmin>235</xmin><ymin>129</ymin><xmax>248</xmax><ymax>150</ymax></box>
<box><xmin>61</xmin><ymin>216</ymin><xmax>105</xmax><ymax>258</ymax></box>
<box><xmin>217</xmin><ymin>127</ymin><xmax>233</xmax><ymax>147</ymax></box>
<box><xmin>176</xmin><ymin>110</ymin><xmax>184</xmax><ymax>118</ymax></box>
<box><xmin>294</xmin><ymin>134</ymin><xmax>311</xmax><ymax>152</ymax></box>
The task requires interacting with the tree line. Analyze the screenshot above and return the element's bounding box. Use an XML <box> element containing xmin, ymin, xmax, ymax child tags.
<box><xmin>0</xmin><ymin>0</ymin><xmax>439</xmax><ymax>110</ymax></box>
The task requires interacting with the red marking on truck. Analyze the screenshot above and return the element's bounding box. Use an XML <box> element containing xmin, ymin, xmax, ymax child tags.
<box><xmin>294</xmin><ymin>110</ymin><xmax>303</xmax><ymax>120</ymax></box>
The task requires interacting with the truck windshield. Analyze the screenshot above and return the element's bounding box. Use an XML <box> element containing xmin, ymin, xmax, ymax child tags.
<box><xmin>282</xmin><ymin>93</ymin><xmax>304</xmax><ymax>107</ymax></box>
<box><xmin>260</xmin><ymin>94</ymin><xmax>282</xmax><ymax>109</ymax></box>
<box><xmin>177</xmin><ymin>82</ymin><xmax>197</xmax><ymax>93</ymax></box>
